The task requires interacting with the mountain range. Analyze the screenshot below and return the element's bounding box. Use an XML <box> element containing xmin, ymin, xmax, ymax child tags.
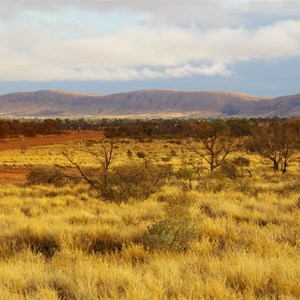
<box><xmin>0</xmin><ymin>89</ymin><xmax>299</xmax><ymax>118</ymax></box>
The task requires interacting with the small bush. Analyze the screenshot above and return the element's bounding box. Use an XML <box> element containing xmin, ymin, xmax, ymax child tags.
<box><xmin>95</xmin><ymin>162</ymin><xmax>168</xmax><ymax>202</ymax></box>
<box><xmin>220</xmin><ymin>161</ymin><xmax>238</xmax><ymax>179</ymax></box>
<box><xmin>136</xmin><ymin>151</ymin><xmax>146</xmax><ymax>158</ymax></box>
<box><xmin>26</xmin><ymin>166</ymin><xmax>65</xmax><ymax>185</ymax></box>
<box><xmin>234</xmin><ymin>156</ymin><xmax>250</xmax><ymax>167</ymax></box>
<box><xmin>143</xmin><ymin>218</ymin><xmax>196</xmax><ymax>252</ymax></box>
<box><xmin>145</xmin><ymin>191</ymin><xmax>196</xmax><ymax>252</ymax></box>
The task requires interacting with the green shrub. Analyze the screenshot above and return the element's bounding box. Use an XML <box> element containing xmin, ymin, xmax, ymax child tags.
<box><xmin>143</xmin><ymin>218</ymin><xmax>196</xmax><ymax>252</ymax></box>
<box><xmin>144</xmin><ymin>191</ymin><xmax>196</xmax><ymax>252</ymax></box>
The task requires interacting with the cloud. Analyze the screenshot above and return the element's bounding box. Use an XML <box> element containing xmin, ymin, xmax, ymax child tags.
<box><xmin>0</xmin><ymin>2</ymin><xmax>300</xmax><ymax>81</ymax></box>
<box><xmin>1</xmin><ymin>64</ymin><xmax>231</xmax><ymax>82</ymax></box>
<box><xmin>1</xmin><ymin>19</ymin><xmax>300</xmax><ymax>81</ymax></box>
<box><xmin>1</xmin><ymin>0</ymin><xmax>300</xmax><ymax>27</ymax></box>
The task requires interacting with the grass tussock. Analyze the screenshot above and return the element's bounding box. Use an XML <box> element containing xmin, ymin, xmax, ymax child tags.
<box><xmin>0</xmin><ymin>138</ymin><xmax>299</xmax><ymax>299</ymax></box>
<box><xmin>0</xmin><ymin>179</ymin><xmax>299</xmax><ymax>299</ymax></box>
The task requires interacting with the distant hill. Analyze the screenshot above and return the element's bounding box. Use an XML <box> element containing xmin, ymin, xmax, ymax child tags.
<box><xmin>0</xmin><ymin>89</ymin><xmax>299</xmax><ymax>118</ymax></box>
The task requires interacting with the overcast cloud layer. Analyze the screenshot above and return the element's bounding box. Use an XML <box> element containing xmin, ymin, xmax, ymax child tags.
<box><xmin>0</xmin><ymin>0</ymin><xmax>300</xmax><ymax>95</ymax></box>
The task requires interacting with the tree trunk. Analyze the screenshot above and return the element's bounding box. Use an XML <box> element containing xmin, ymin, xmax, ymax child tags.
<box><xmin>282</xmin><ymin>160</ymin><xmax>287</xmax><ymax>174</ymax></box>
<box><xmin>273</xmin><ymin>161</ymin><xmax>279</xmax><ymax>172</ymax></box>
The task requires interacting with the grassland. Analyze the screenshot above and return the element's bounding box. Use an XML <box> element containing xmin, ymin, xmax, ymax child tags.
<box><xmin>0</xmin><ymin>137</ymin><xmax>299</xmax><ymax>299</ymax></box>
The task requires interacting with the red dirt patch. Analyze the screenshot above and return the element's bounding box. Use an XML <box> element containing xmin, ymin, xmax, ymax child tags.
<box><xmin>0</xmin><ymin>131</ymin><xmax>104</xmax><ymax>151</ymax></box>
<box><xmin>0</xmin><ymin>167</ymin><xmax>28</xmax><ymax>184</ymax></box>
<box><xmin>0</xmin><ymin>131</ymin><xmax>104</xmax><ymax>184</ymax></box>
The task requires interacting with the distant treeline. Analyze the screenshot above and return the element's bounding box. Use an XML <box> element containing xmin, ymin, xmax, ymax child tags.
<box><xmin>0</xmin><ymin>117</ymin><xmax>299</xmax><ymax>140</ymax></box>
<box><xmin>0</xmin><ymin>118</ymin><xmax>101</xmax><ymax>138</ymax></box>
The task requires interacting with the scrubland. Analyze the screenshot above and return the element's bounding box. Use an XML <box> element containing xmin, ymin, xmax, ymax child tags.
<box><xmin>0</xmin><ymin>137</ymin><xmax>299</xmax><ymax>299</ymax></box>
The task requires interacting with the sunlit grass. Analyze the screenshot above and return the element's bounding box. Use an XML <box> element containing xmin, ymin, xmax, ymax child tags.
<box><xmin>0</xmin><ymin>137</ymin><xmax>299</xmax><ymax>299</ymax></box>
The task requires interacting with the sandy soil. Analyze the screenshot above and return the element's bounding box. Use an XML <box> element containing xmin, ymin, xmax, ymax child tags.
<box><xmin>0</xmin><ymin>131</ymin><xmax>104</xmax><ymax>151</ymax></box>
<box><xmin>0</xmin><ymin>167</ymin><xmax>28</xmax><ymax>185</ymax></box>
<box><xmin>0</xmin><ymin>131</ymin><xmax>104</xmax><ymax>184</ymax></box>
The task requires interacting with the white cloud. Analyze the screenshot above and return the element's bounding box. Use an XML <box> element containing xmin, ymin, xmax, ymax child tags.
<box><xmin>1</xmin><ymin>64</ymin><xmax>231</xmax><ymax>82</ymax></box>
<box><xmin>0</xmin><ymin>2</ymin><xmax>300</xmax><ymax>81</ymax></box>
<box><xmin>1</xmin><ymin>0</ymin><xmax>300</xmax><ymax>27</ymax></box>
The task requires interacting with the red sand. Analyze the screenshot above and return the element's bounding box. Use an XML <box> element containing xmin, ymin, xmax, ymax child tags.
<box><xmin>0</xmin><ymin>131</ymin><xmax>104</xmax><ymax>184</ymax></box>
<box><xmin>0</xmin><ymin>131</ymin><xmax>104</xmax><ymax>151</ymax></box>
<box><xmin>0</xmin><ymin>167</ymin><xmax>28</xmax><ymax>185</ymax></box>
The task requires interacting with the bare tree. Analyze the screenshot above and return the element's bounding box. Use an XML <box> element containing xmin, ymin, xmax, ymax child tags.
<box><xmin>90</xmin><ymin>141</ymin><xmax>115</xmax><ymax>174</ymax></box>
<box><xmin>187</xmin><ymin>120</ymin><xmax>239</xmax><ymax>177</ymax></box>
<box><xmin>278</xmin><ymin>119</ymin><xmax>299</xmax><ymax>173</ymax></box>
<box><xmin>251</xmin><ymin>120</ymin><xmax>299</xmax><ymax>173</ymax></box>
<box><xmin>63</xmin><ymin>140</ymin><xmax>115</xmax><ymax>195</ymax></box>
<box><xmin>63</xmin><ymin>139</ymin><xmax>167</xmax><ymax>201</ymax></box>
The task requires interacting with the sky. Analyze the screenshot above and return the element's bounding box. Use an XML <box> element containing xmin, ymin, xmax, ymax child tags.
<box><xmin>0</xmin><ymin>0</ymin><xmax>300</xmax><ymax>97</ymax></box>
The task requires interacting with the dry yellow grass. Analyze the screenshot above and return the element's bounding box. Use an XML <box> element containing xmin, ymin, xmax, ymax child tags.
<box><xmin>0</xmin><ymin>138</ymin><xmax>299</xmax><ymax>299</ymax></box>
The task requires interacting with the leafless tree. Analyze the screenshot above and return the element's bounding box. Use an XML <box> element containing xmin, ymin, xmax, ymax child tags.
<box><xmin>63</xmin><ymin>140</ymin><xmax>115</xmax><ymax>195</ymax></box>
<box><xmin>187</xmin><ymin>120</ymin><xmax>239</xmax><ymax>177</ymax></box>
<box><xmin>90</xmin><ymin>141</ymin><xmax>115</xmax><ymax>174</ymax></box>
<box><xmin>251</xmin><ymin>120</ymin><xmax>299</xmax><ymax>173</ymax></box>
<box><xmin>63</xmin><ymin>139</ymin><xmax>167</xmax><ymax>201</ymax></box>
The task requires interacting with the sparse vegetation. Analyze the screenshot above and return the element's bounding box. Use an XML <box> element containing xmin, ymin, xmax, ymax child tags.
<box><xmin>0</xmin><ymin>117</ymin><xmax>299</xmax><ymax>299</ymax></box>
